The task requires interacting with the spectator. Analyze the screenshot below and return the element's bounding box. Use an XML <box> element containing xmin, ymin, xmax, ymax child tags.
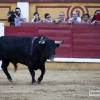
<box><xmin>91</xmin><ymin>10</ymin><xmax>100</xmax><ymax>25</ymax></box>
<box><xmin>41</xmin><ymin>13</ymin><xmax>53</xmax><ymax>22</ymax></box>
<box><xmin>54</xmin><ymin>11</ymin><xmax>68</xmax><ymax>23</ymax></box>
<box><xmin>14</xmin><ymin>7</ymin><xmax>26</xmax><ymax>26</ymax></box>
<box><xmin>82</xmin><ymin>14</ymin><xmax>91</xmax><ymax>22</ymax></box>
<box><xmin>31</xmin><ymin>12</ymin><xmax>41</xmax><ymax>22</ymax></box>
<box><xmin>68</xmin><ymin>11</ymin><xmax>81</xmax><ymax>24</ymax></box>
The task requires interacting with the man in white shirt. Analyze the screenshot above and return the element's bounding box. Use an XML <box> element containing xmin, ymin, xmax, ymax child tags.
<box><xmin>54</xmin><ymin>11</ymin><xmax>68</xmax><ymax>23</ymax></box>
<box><xmin>14</xmin><ymin>7</ymin><xmax>26</xmax><ymax>26</ymax></box>
<box><xmin>68</xmin><ymin>11</ymin><xmax>81</xmax><ymax>23</ymax></box>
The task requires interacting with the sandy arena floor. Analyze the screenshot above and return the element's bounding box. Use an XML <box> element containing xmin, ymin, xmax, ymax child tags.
<box><xmin>0</xmin><ymin>67</ymin><xmax>100</xmax><ymax>100</ymax></box>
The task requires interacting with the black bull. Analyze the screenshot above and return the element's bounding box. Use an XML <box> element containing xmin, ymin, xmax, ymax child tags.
<box><xmin>0</xmin><ymin>36</ymin><xmax>63</xmax><ymax>84</ymax></box>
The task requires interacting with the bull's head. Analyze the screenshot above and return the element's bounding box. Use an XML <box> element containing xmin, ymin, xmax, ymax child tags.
<box><xmin>39</xmin><ymin>37</ymin><xmax>64</xmax><ymax>61</ymax></box>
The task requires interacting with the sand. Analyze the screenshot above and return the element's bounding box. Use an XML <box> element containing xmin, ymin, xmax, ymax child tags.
<box><xmin>0</xmin><ymin>67</ymin><xmax>100</xmax><ymax>100</ymax></box>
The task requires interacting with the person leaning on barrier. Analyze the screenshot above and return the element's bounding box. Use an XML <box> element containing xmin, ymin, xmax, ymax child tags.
<box><xmin>68</xmin><ymin>11</ymin><xmax>81</xmax><ymax>24</ymax></box>
<box><xmin>41</xmin><ymin>13</ymin><xmax>54</xmax><ymax>22</ymax></box>
<box><xmin>91</xmin><ymin>10</ymin><xmax>100</xmax><ymax>25</ymax></box>
<box><xmin>82</xmin><ymin>14</ymin><xmax>92</xmax><ymax>22</ymax></box>
<box><xmin>54</xmin><ymin>11</ymin><xmax>68</xmax><ymax>24</ymax></box>
<box><xmin>14</xmin><ymin>7</ymin><xmax>26</xmax><ymax>26</ymax></box>
<box><xmin>31</xmin><ymin>12</ymin><xmax>41</xmax><ymax>22</ymax></box>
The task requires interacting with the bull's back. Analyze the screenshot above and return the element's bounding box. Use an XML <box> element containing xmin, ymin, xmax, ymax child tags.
<box><xmin>0</xmin><ymin>36</ymin><xmax>32</xmax><ymax>56</ymax></box>
<box><xmin>0</xmin><ymin>36</ymin><xmax>33</xmax><ymax>64</ymax></box>
<box><xmin>0</xmin><ymin>36</ymin><xmax>31</xmax><ymax>46</ymax></box>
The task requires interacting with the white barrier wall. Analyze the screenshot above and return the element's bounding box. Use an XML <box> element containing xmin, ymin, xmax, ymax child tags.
<box><xmin>0</xmin><ymin>23</ymin><xmax>4</xmax><ymax>70</ymax></box>
<box><xmin>48</xmin><ymin>58</ymin><xmax>100</xmax><ymax>63</ymax></box>
<box><xmin>17</xmin><ymin>2</ymin><xmax>29</xmax><ymax>22</ymax></box>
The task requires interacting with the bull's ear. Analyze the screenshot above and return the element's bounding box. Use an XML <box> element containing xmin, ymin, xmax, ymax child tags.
<box><xmin>39</xmin><ymin>40</ymin><xmax>45</xmax><ymax>44</ymax></box>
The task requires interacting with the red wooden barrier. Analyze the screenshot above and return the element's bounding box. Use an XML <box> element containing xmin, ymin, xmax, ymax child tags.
<box><xmin>72</xmin><ymin>23</ymin><xmax>100</xmax><ymax>58</ymax></box>
<box><xmin>5</xmin><ymin>22</ymin><xmax>100</xmax><ymax>58</ymax></box>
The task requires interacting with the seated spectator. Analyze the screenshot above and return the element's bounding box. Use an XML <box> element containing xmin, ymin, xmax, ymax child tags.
<box><xmin>91</xmin><ymin>10</ymin><xmax>100</xmax><ymax>25</ymax></box>
<box><xmin>31</xmin><ymin>12</ymin><xmax>41</xmax><ymax>22</ymax></box>
<box><xmin>41</xmin><ymin>13</ymin><xmax>53</xmax><ymax>22</ymax></box>
<box><xmin>68</xmin><ymin>11</ymin><xmax>81</xmax><ymax>24</ymax></box>
<box><xmin>14</xmin><ymin>7</ymin><xmax>26</xmax><ymax>26</ymax></box>
<box><xmin>82</xmin><ymin>14</ymin><xmax>91</xmax><ymax>22</ymax></box>
<box><xmin>54</xmin><ymin>11</ymin><xmax>68</xmax><ymax>23</ymax></box>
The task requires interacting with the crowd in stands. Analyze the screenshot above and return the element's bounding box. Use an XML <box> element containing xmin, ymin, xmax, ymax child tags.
<box><xmin>7</xmin><ymin>7</ymin><xmax>100</xmax><ymax>26</ymax></box>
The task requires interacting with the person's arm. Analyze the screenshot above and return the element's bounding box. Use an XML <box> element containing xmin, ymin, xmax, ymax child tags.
<box><xmin>68</xmin><ymin>18</ymin><xmax>74</xmax><ymax>24</ymax></box>
<box><xmin>91</xmin><ymin>20</ymin><xmax>100</xmax><ymax>25</ymax></box>
<box><xmin>31</xmin><ymin>16</ymin><xmax>35</xmax><ymax>22</ymax></box>
<box><xmin>41</xmin><ymin>18</ymin><xmax>46</xmax><ymax>22</ymax></box>
<box><xmin>15</xmin><ymin>14</ymin><xmax>24</xmax><ymax>21</ymax></box>
<box><xmin>45</xmin><ymin>19</ymin><xmax>53</xmax><ymax>22</ymax></box>
<box><xmin>87</xmin><ymin>16</ymin><xmax>93</xmax><ymax>22</ymax></box>
<box><xmin>91</xmin><ymin>20</ymin><xmax>97</xmax><ymax>25</ymax></box>
<box><xmin>16</xmin><ymin>16</ymin><xmax>24</xmax><ymax>21</ymax></box>
<box><xmin>76</xmin><ymin>17</ymin><xmax>81</xmax><ymax>22</ymax></box>
<box><xmin>23</xmin><ymin>18</ymin><xmax>27</xmax><ymax>22</ymax></box>
<box><xmin>54</xmin><ymin>18</ymin><xmax>61</xmax><ymax>24</ymax></box>
<box><xmin>96</xmin><ymin>20</ymin><xmax>100</xmax><ymax>23</ymax></box>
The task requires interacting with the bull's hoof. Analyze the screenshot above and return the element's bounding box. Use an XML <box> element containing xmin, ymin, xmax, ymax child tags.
<box><xmin>37</xmin><ymin>79</ymin><xmax>41</xmax><ymax>84</ymax></box>
<box><xmin>8</xmin><ymin>79</ymin><xmax>13</xmax><ymax>82</ymax></box>
<box><xmin>32</xmin><ymin>82</ymin><xmax>37</xmax><ymax>85</ymax></box>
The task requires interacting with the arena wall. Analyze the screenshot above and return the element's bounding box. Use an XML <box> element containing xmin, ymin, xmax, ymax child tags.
<box><xmin>0</xmin><ymin>3</ymin><xmax>16</xmax><ymax>26</ymax></box>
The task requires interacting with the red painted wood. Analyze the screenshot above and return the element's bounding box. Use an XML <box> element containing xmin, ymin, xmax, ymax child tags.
<box><xmin>5</xmin><ymin>22</ymin><xmax>100</xmax><ymax>58</ymax></box>
<box><xmin>72</xmin><ymin>23</ymin><xmax>100</xmax><ymax>58</ymax></box>
<box><xmin>5</xmin><ymin>26</ymin><xmax>38</xmax><ymax>36</ymax></box>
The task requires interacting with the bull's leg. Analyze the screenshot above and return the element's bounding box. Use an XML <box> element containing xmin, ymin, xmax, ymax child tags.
<box><xmin>1</xmin><ymin>60</ymin><xmax>12</xmax><ymax>82</ymax></box>
<box><xmin>37</xmin><ymin>64</ymin><xmax>45</xmax><ymax>84</ymax></box>
<box><xmin>28</xmin><ymin>67</ymin><xmax>36</xmax><ymax>85</ymax></box>
<box><xmin>13</xmin><ymin>63</ymin><xmax>18</xmax><ymax>72</ymax></box>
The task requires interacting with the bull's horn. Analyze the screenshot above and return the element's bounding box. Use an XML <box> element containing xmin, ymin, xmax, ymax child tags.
<box><xmin>39</xmin><ymin>40</ymin><xmax>45</xmax><ymax>44</ymax></box>
<box><xmin>55</xmin><ymin>40</ymin><xmax>64</xmax><ymax>44</ymax></box>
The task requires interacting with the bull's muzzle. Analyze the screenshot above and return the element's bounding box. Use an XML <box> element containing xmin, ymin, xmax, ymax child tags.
<box><xmin>49</xmin><ymin>55</ymin><xmax>56</xmax><ymax>61</ymax></box>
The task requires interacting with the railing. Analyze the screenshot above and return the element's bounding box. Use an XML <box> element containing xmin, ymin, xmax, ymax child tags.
<box><xmin>5</xmin><ymin>22</ymin><xmax>100</xmax><ymax>58</ymax></box>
